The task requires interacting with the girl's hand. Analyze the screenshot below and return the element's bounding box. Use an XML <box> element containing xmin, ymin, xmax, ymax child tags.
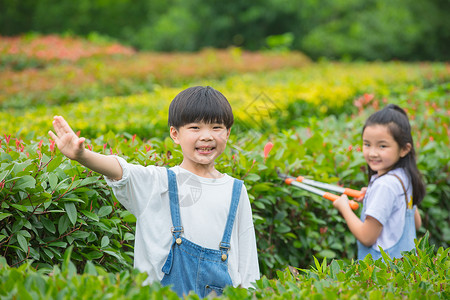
<box><xmin>333</xmin><ymin>194</ymin><xmax>350</xmax><ymax>212</ymax></box>
<box><xmin>48</xmin><ymin>116</ymin><xmax>86</xmax><ymax>161</ymax></box>
<box><xmin>355</xmin><ymin>187</ymin><xmax>367</xmax><ymax>202</ymax></box>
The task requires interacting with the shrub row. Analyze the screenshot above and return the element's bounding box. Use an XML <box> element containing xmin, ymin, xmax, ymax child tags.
<box><xmin>0</xmin><ymin>35</ymin><xmax>311</xmax><ymax>108</ymax></box>
<box><xmin>1</xmin><ymin>60</ymin><xmax>448</xmax><ymax>138</ymax></box>
<box><xmin>1</xmin><ymin>234</ymin><xmax>448</xmax><ymax>299</ymax></box>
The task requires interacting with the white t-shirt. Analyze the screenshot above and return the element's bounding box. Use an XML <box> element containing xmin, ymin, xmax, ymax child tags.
<box><xmin>362</xmin><ymin>168</ymin><xmax>412</xmax><ymax>250</ymax></box>
<box><xmin>105</xmin><ymin>156</ymin><xmax>260</xmax><ymax>288</ymax></box>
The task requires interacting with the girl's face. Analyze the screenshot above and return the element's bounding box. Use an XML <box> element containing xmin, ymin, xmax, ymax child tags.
<box><xmin>362</xmin><ymin>124</ymin><xmax>411</xmax><ymax>176</ymax></box>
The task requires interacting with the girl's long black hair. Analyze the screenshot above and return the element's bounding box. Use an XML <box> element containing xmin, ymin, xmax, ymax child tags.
<box><xmin>363</xmin><ymin>104</ymin><xmax>425</xmax><ymax>205</ymax></box>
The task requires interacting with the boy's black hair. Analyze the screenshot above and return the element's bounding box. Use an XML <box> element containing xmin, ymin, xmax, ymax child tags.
<box><xmin>168</xmin><ymin>86</ymin><xmax>234</xmax><ymax>129</ymax></box>
<box><xmin>363</xmin><ymin>104</ymin><xmax>425</xmax><ymax>205</ymax></box>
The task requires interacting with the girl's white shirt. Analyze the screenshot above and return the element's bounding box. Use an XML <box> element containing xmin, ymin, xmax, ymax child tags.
<box><xmin>105</xmin><ymin>156</ymin><xmax>260</xmax><ymax>288</ymax></box>
<box><xmin>363</xmin><ymin>168</ymin><xmax>413</xmax><ymax>250</ymax></box>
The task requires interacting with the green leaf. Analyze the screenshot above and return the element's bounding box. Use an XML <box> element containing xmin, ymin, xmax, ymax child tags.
<box><xmin>49</xmin><ymin>242</ymin><xmax>67</xmax><ymax>247</ymax></box>
<box><xmin>0</xmin><ymin>213</ymin><xmax>12</xmax><ymax>222</ymax></box>
<box><xmin>98</xmin><ymin>206</ymin><xmax>113</xmax><ymax>218</ymax></box>
<box><xmin>16</xmin><ymin>234</ymin><xmax>28</xmax><ymax>253</ymax></box>
<box><xmin>317</xmin><ymin>249</ymin><xmax>337</xmax><ymax>259</ymax></box>
<box><xmin>81</xmin><ymin>210</ymin><xmax>99</xmax><ymax>222</ymax></box>
<box><xmin>65</xmin><ymin>202</ymin><xmax>77</xmax><ymax>225</ymax></box>
<box><xmin>245</xmin><ymin>173</ymin><xmax>261</xmax><ymax>181</ymax></box>
<box><xmin>46</xmin><ymin>155</ymin><xmax>63</xmax><ymax>173</ymax></box>
<box><xmin>84</xmin><ymin>261</ymin><xmax>98</xmax><ymax>275</ymax></box>
<box><xmin>251</xmin><ymin>183</ymin><xmax>272</xmax><ymax>192</ymax></box>
<box><xmin>43</xmin><ymin>248</ymin><xmax>54</xmax><ymax>259</ymax></box>
<box><xmin>71</xmin><ymin>231</ymin><xmax>90</xmax><ymax>239</ymax></box>
<box><xmin>101</xmin><ymin>236</ymin><xmax>110</xmax><ymax>248</ymax></box>
<box><xmin>275</xmin><ymin>223</ymin><xmax>291</xmax><ymax>233</ymax></box>
<box><xmin>58</xmin><ymin>215</ymin><xmax>70</xmax><ymax>235</ymax></box>
<box><xmin>62</xmin><ymin>245</ymin><xmax>74</xmax><ymax>273</ymax></box>
<box><xmin>120</xmin><ymin>211</ymin><xmax>136</xmax><ymax>223</ymax></box>
<box><xmin>61</xmin><ymin>197</ymin><xmax>85</xmax><ymax>204</ymax></box>
<box><xmin>48</xmin><ymin>173</ymin><xmax>58</xmax><ymax>190</ymax></box>
<box><xmin>379</xmin><ymin>246</ymin><xmax>392</xmax><ymax>263</ymax></box>
<box><xmin>78</xmin><ymin>176</ymin><xmax>101</xmax><ymax>187</ymax></box>
<box><xmin>13</xmin><ymin>175</ymin><xmax>36</xmax><ymax>191</ymax></box>
<box><xmin>0</xmin><ymin>169</ymin><xmax>12</xmax><ymax>182</ymax></box>
<box><xmin>85</xmin><ymin>251</ymin><xmax>103</xmax><ymax>260</ymax></box>
<box><xmin>123</xmin><ymin>233</ymin><xmax>135</xmax><ymax>241</ymax></box>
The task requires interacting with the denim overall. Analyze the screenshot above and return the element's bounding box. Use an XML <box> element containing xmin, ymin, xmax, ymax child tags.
<box><xmin>161</xmin><ymin>169</ymin><xmax>243</xmax><ymax>298</ymax></box>
<box><xmin>358</xmin><ymin>174</ymin><xmax>416</xmax><ymax>261</ymax></box>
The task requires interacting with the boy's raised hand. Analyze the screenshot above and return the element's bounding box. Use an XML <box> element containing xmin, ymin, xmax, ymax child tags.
<box><xmin>48</xmin><ymin>116</ymin><xmax>85</xmax><ymax>161</ymax></box>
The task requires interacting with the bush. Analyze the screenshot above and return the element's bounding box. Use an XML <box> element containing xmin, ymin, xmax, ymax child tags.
<box><xmin>1</xmin><ymin>233</ymin><xmax>448</xmax><ymax>299</ymax></box>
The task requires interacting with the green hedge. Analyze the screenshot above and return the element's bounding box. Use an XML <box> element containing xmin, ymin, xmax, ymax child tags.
<box><xmin>1</xmin><ymin>233</ymin><xmax>448</xmax><ymax>299</ymax></box>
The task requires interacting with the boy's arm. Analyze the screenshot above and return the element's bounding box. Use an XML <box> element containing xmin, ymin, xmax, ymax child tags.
<box><xmin>48</xmin><ymin>116</ymin><xmax>123</xmax><ymax>180</ymax></box>
<box><xmin>333</xmin><ymin>194</ymin><xmax>382</xmax><ymax>247</ymax></box>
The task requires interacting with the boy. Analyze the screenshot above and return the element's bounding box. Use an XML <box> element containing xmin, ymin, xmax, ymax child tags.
<box><xmin>49</xmin><ymin>86</ymin><xmax>260</xmax><ymax>297</ymax></box>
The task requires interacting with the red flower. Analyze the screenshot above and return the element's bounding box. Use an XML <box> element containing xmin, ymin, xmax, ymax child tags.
<box><xmin>364</xmin><ymin>93</ymin><xmax>374</xmax><ymax>102</ymax></box>
<box><xmin>15</xmin><ymin>138</ymin><xmax>21</xmax><ymax>150</ymax></box>
<box><xmin>49</xmin><ymin>140</ymin><xmax>55</xmax><ymax>152</ymax></box>
<box><xmin>263</xmin><ymin>142</ymin><xmax>274</xmax><ymax>159</ymax></box>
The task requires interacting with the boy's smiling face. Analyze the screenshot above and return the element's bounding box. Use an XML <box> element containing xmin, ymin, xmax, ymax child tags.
<box><xmin>170</xmin><ymin>122</ymin><xmax>230</xmax><ymax>177</ymax></box>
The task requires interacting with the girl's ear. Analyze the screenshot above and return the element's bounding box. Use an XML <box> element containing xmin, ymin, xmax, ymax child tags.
<box><xmin>170</xmin><ymin>126</ymin><xmax>180</xmax><ymax>144</ymax></box>
<box><xmin>400</xmin><ymin>143</ymin><xmax>412</xmax><ymax>158</ymax></box>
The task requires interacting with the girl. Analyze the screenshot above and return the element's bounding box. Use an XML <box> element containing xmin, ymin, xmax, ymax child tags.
<box><xmin>333</xmin><ymin>104</ymin><xmax>425</xmax><ymax>260</ymax></box>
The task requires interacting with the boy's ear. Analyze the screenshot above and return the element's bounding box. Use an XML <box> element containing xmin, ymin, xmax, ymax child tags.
<box><xmin>170</xmin><ymin>126</ymin><xmax>180</xmax><ymax>144</ymax></box>
<box><xmin>400</xmin><ymin>143</ymin><xmax>412</xmax><ymax>158</ymax></box>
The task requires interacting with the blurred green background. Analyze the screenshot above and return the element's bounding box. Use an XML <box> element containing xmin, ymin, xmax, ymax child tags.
<box><xmin>1</xmin><ymin>0</ymin><xmax>449</xmax><ymax>61</ymax></box>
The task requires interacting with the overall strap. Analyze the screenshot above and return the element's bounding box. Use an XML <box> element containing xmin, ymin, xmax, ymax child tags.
<box><xmin>166</xmin><ymin>169</ymin><xmax>183</xmax><ymax>237</ymax></box>
<box><xmin>388</xmin><ymin>173</ymin><xmax>409</xmax><ymax>206</ymax></box>
<box><xmin>219</xmin><ymin>179</ymin><xmax>243</xmax><ymax>252</ymax></box>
